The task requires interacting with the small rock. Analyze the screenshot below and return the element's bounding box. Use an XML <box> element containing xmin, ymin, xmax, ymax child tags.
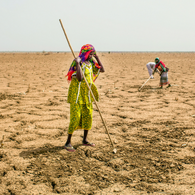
<box><xmin>113</xmin><ymin>187</ymin><xmax>121</xmax><ymax>192</ymax></box>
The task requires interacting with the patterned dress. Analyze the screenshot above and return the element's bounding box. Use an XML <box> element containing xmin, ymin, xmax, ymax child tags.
<box><xmin>155</xmin><ymin>61</ymin><xmax>169</xmax><ymax>86</ymax></box>
<box><xmin>67</xmin><ymin>62</ymin><xmax>100</xmax><ymax>134</ymax></box>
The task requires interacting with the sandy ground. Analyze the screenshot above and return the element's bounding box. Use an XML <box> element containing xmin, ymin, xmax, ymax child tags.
<box><xmin>0</xmin><ymin>52</ymin><xmax>195</xmax><ymax>195</ymax></box>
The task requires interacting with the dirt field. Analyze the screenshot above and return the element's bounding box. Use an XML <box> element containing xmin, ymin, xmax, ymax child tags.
<box><xmin>0</xmin><ymin>52</ymin><xmax>195</xmax><ymax>195</ymax></box>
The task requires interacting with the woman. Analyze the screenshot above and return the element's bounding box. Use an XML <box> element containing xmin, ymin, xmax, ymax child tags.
<box><xmin>153</xmin><ymin>57</ymin><xmax>171</xmax><ymax>89</ymax></box>
<box><xmin>64</xmin><ymin>44</ymin><xmax>105</xmax><ymax>152</ymax></box>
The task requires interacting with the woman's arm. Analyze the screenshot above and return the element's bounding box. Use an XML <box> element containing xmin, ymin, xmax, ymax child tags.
<box><xmin>153</xmin><ymin>68</ymin><xmax>161</xmax><ymax>76</ymax></box>
<box><xmin>152</xmin><ymin>68</ymin><xmax>156</xmax><ymax>75</ymax></box>
<box><xmin>75</xmin><ymin>57</ymin><xmax>83</xmax><ymax>81</ymax></box>
<box><xmin>94</xmin><ymin>54</ymin><xmax>105</xmax><ymax>72</ymax></box>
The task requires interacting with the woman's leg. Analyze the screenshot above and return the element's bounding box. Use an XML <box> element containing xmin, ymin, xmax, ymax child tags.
<box><xmin>83</xmin><ymin>130</ymin><xmax>88</xmax><ymax>144</ymax></box>
<box><xmin>65</xmin><ymin>134</ymin><xmax>73</xmax><ymax>146</ymax></box>
<box><xmin>82</xmin><ymin>129</ymin><xmax>95</xmax><ymax>146</ymax></box>
<box><xmin>64</xmin><ymin>133</ymin><xmax>75</xmax><ymax>152</ymax></box>
<box><xmin>64</xmin><ymin>103</ymin><xmax>81</xmax><ymax>151</ymax></box>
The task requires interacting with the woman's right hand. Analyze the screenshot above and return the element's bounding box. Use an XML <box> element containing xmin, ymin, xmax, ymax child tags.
<box><xmin>75</xmin><ymin>57</ymin><xmax>81</xmax><ymax>64</ymax></box>
<box><xmin>75</xmin><ymin>57</ymin><xmax>83</xmax><ymax>81</ymax></box>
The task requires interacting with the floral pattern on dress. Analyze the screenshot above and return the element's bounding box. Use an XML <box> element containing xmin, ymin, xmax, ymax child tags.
<box><xmin>67</xmin><ymin>62</ymin><xmax>99</xmax><ymax>104</ymax></box>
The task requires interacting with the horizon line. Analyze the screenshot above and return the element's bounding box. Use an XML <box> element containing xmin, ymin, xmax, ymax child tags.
<box><xmin>1</xmin><ymin>51</ymin><xmax>195</xmax><ymax>53</ymax></box>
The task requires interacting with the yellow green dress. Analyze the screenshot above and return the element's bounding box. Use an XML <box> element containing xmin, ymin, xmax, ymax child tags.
<box><xmin>67</xmin><ymin>62</ymin><xmax>100</xmax><ymax>134</ymax></box>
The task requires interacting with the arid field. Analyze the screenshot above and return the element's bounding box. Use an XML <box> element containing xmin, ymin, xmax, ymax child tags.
<box><xmin>0</xmin><ymin>52</ymin><xmax>195</xmax><ymax>195</ymax></box>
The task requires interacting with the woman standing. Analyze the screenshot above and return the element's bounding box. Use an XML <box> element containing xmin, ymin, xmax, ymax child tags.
<box><xmin>64</xmin><ymin>44</ymin><xmax>105</xmax><ymax>152</ymax></box>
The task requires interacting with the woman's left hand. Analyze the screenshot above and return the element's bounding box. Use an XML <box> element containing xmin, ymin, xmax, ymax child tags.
<box><xmin>93</xmin><ymin>53</ymin><xmax>99</xmax><ymax>60</ymax></box>
<box><xmin>93</xmin><ymin>53</ymin><xmax>105</xmax><ymax>72</ymax></box>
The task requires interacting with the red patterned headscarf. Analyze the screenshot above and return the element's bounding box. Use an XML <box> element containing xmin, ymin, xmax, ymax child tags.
<box><xmin>66</xmin><ymin>44</ymin><xmax>100</xmax><ymax>81</ymax></box>
<box><xmin>79</xmin><ymin>44</ymin><xmax>96</xmax><ymax>62</ymax></box>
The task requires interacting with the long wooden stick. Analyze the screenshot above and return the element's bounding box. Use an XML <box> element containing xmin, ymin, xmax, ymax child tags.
<box><xmin>59</xmin><ymin>19</ymin><xmax>117</xmax><ymax>153</ymax></box>
<box><xmin>138</xmin><ymin>76</ymin><xmax>152</xmax><ymax>91</ymax></box>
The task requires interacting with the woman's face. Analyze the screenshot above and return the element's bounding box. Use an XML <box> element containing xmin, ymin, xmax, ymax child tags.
<box><xmin>88</xmin><ymin>51</ymin><xmax>95</xmax><ymax>60</ymax></box>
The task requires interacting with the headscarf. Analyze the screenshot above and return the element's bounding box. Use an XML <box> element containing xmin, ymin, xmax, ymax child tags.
<box><xmin>66</xmin><ymin>44</ymin><xmax>100</xmax><ymax>81</ymax></box>
<box><xmin>79</xmin><ymin>44</ymin><xmax>96</xmax><ymax>62</ymax></box>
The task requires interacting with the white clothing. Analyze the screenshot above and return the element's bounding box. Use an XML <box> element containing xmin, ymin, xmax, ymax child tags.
<box><xmin>146</xmin><ymin>62</ymin><xmax>156</xmax><ymax>77</ymax></box>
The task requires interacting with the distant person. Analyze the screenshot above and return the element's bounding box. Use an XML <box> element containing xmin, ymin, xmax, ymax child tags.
<box><xmin>152</xmin><ymin>57</ymin><xmax>171</xmax><ymax>89</ymax></box>
<box><xmin>146</xmin><ymin>62</ymin><xmax>156</xmax><ymax>79</ymax></box>
<box><xmin>64</xmin><ymin>44</ymin><xmax>105</xmax><ymax>152</ymax></box>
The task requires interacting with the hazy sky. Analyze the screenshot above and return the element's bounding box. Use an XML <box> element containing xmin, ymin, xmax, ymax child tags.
<box><xmin>1</xmin><ymin>0</ymin><xmax>195</xmax><ymax>52</ymax></box>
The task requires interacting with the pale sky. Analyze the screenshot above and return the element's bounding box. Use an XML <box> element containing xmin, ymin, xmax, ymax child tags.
<box><xmin>1</xmin><ymin>0</ymin><xmax>195</xmax><ymax>52</ymax></box>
